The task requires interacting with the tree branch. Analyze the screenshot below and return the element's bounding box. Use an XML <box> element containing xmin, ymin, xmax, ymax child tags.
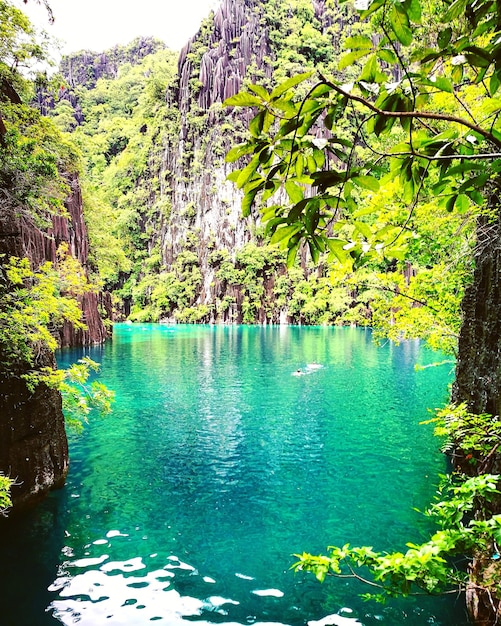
<box><xmin>317</xmin><ymin>77</ymin><xmax>501</xmax><ymax>150</ymax></box>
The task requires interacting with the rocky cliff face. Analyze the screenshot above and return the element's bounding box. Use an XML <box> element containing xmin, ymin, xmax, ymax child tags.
<box><xmin>452</xmin><ymin>212</ymin><xmax>501</xmax><ymax>623</ymax></box>
<box><xmin>0</xmin><ymin>172</ymin><xmax>107</xmax><ymax>510</ymax></box>
<box><xmin>161</xmin><ymin>0</ymin><xmax>268</xmax><ymax>302</ymax></box>
<box><xmin>19</xmin><ymin>173</ymin><xmax>109</xmax><ymax>346</ymax></box>
<box><xmin>0</xmin><ymin>346</ymin><xmax>68</xmax><ymax>512</ymax></box>
<box><xmin>156</xmin><ymin>0</ymin><xmax>335</xmax><ymax>322</ymax></box>
<box><xmin>60</xmin><ymin>37</ymin><xmax>166</xmax><ymax>89</ymax></box>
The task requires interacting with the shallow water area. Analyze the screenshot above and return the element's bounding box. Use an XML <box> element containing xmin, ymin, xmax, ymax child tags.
<box><xmin>0</xmin><ymin>325</ymin><xmax>469</xmax><ymax>625</ymax></box>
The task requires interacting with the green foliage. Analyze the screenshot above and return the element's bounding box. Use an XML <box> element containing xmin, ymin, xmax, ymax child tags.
<box><xmin>0</xmin><ymin>252</ymin><xmax>87</xmax><ymax>370</ymax></box>
<box><xmin>0</xmin><ymin>0</ymin><xmax>48</xmax><ymax>77</ymax></box>
<box><xmin>0</xmin><ymin>473</ymin><xmax>13</xmax><ymax>515</ymax></box>
<box><xmin>0</xmin><ymin>103</ymin><xmax>77</xmax><ymax>223</ymax></box>
<box><xmin>292</xmin><ymin>473</ymin><xmax>501</xmax><ymax>601</ymax></box>
<box><xmin>224</xmin><ymin>0</ymin><xmax>499</xmax><ymax>269</ymax></box>
<box><xmin>425</xmin><ymin>403</ymin><xmax>501</xmax><ymax>468</ymax></box>
<box><xmin>54</xmin><ymin>357</ymin><xmax>114</xmax><ymax>433</ymax></box>
<box><xmin>59</xmin><ymin>47</ymin><xmax>178</xmax><ymax>292</ymax></box>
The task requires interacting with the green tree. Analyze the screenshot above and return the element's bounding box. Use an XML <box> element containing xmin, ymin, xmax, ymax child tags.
<box><xmin>225</xmin><ymin>0</ymin><xmax>501</xmax><ymax>619</ymax></box>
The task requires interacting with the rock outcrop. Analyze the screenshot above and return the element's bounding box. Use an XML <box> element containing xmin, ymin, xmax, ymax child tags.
<box><xmin>453</xmin><ymin>212</ymin><xmax>501</xmax><ymax>623</ymax></box>
<box><xmin>60</xmin><ymin>37</ymin><xmax>166</xmax><ymax>89</ymax></box>
<box><xmin>0</xmin><ymin>172</ymin><xmax>107</xmax><ymax>510</ymax></box>
<box><xmin>157</xmin><ymin>0</ymin><xmax>335</xmax><ymax>322</ymax></box>
<box><xmin>0</xmin><ymin>347</ymin><xmax>68</xmax><ymax>512</ymax></box>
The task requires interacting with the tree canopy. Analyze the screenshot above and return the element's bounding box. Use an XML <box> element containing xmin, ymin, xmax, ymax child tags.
<box><xmin>224</xmin><ymin>0</ymin><xmax>500</xmax><ymax>348</ymax></box>
<box><xmin>224</xmin><ymin>0</ymin><xmax>501</xmax><ymax>613</ymax></box>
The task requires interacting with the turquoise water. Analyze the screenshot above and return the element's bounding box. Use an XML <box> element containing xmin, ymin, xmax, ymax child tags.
<box><xmin>0</xmin><ymin>324</ymin><xmax>469</xmax><ymax>625</ymax></box>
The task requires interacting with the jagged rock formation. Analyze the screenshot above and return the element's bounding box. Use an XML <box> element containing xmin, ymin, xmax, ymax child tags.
<box><xmin>61</xmin><ymin>37</ymin><xmax>166</xmax><ymax>89</ymax></box>
<box><xmin>157</xmin><ymin>0</ymin><xmax>335</xmax><ymax>322</ymax></box>
<box><xmin>52</xmin><ymin>175</ymin><xmax>110</xmax><ymax>346</ymax></box>
<box><xmin>163</xmin><ymin>0</ymin><xmax>269</xmax><ymax>302</ymax></box>
<box><xmin>18</xmin><ymin>174</ymin><xmax>109</xmax><ymax>346</ymax></box>
<box><xmin>36</xmin><ymin>37</ymin><xmax>166</xmax><ymax>120</ymax></box>
<box><xmin>0</xmin><ymin>172</ymin><xmax>107</xmax><ymax>510</ymax></box>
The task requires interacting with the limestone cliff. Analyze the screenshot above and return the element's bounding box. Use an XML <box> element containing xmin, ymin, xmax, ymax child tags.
<box><xmin>155</xmin><ymin>0</ymin><xmax>336</xmax><ymax>322</ymax></box>
<box><xmin>60</xmin><ymin>37</ymin><xmax>166</xmax><ymax>89</ymax></box>
<box><xmin>160</xmin><ymin>0</ymin><xmax>270</xmax><ymax>314</ymax></box>
<box><xmin>0</xmin><ymin>172</ymin><xmax>107</xmax><ymax>510</ymax></box>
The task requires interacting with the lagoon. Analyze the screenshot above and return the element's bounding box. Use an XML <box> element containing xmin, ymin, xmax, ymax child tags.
<box><xmin>0</xmin><ymin>325</ymin><xmax>468</xmax><ymax>625</ymax></box>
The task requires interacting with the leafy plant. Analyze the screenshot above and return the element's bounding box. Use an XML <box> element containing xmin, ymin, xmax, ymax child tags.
<box><xmin>292</xmin><ymin>473</ymin><xmax>501</xmax><ymax>601</ymax></box>
<box><xmin>0</xmin><ymin>254</ymin><xmax>85</xmax><ymax>370</ymax></box>
<box><xmin>0</xmin><ymin>474</ymin><xmax>13</xmax><ymax>515</ymax></box>
<box><xmin>424</xmin><ymin>403</ymin><xmax>501</xmax><ymax>471</ymax></box>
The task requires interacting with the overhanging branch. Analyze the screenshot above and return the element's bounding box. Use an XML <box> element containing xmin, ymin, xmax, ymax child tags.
<box><xmin>317</xmin><ymin>77</ymin><xmax>501</xmax><ymax>150</ymax></box>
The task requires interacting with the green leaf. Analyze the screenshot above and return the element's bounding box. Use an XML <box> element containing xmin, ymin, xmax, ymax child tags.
<box><xmin>344</xmin><ymin>35</ymin><xmax>373</xmax><ymax>49</ymax></box>
<box><xmin>359</xmin><ymin>54</ymin><xmax>379</xmax><ymax>82</ymax></box>
<box><xmin>311</xmin><ymin>170</ymin><xmax>345</xmax><ymax>191</ymax></box>
<box><xmin>378</xmin><ymin>48</ymin><xmax>398</xmax><ymax>65</ymax></box>
<box><xmin>455</xmin><ymin>194</ymin><xmax>470</xmax><ymax>213</ymax></box>
<box><xmin>285</xmin><ymin>180</ymin><xmax>304</xmax><ymax>204</ymax></box>
<box><xmin>490</xmin><ymin>72</ymin><xmax>501</xmax><ymax>96</ymax></box>
<box><xmin>466</xmin><ymin>189</ymin><xmax>484</xmax><ymax>205</ymax></box>
<box><xmin>225</xmin><ymin>142</ymin><xmax>254</xmax><ymax>163</ymax></box>
<box><xmin>276</xmin><ymin>115</ymin><xmax>303</xmax><ymax>139</ymax></box>
<box><xmin>445</xmin><ymin>194</ymin><xmax>458</xmax><ymax>212</ymax></box>
<box><xmin>313</xmin><ymin>148</ymin><xmax>326</xmax><ymax>169</ymax></box>
<box><xmin>241</xmin><ymin>189</ymin><xmax>257</xmax><ymax>217</ymax></box>
<box><xmin>226</xmin><ymin>170</ymin><xmax>241</xmax><ymax>183</ymax></box>
<box><xmin>464</xmin><ymin>46</ymin><xmax>492</xmax><ymax>68</ymax></box>
<box><xmin>295</xmin><ymin>155</ymin><xmax>305</xmax><ymax>178</ymax></box>
<box><xmin>236</xmin><ymin>154</ymin><xmax>260</xmax><ymax>188</ymax></box>
<box><xmin>389</xmin><ymin>5</ymin><xmax>413</xmax><ymax>46</ymax></box>
<box><xmin>338</xmin><ymin>49</ymin><xmax>372</xmax><ymax>70</ymax></box>
<box><xmin>304</xmin><ymin>200</ymin><xmax>320</xmax><ymax>234</ymax></box>
<box><xmin>270</xmin><ymin>72</ymin><xmax>314</xmax><ymax>100</ymax></box>
<box><xmin>404</xmin><ymin>0</ymin><xmax>422</xmax><ymax>23</ymax></box>
<box><xmin>286</xmin><ymin>241</ymin><xmax>300</xmax><ymax>267</ymax></box>
<box><xmin>437</xmin><ymin>27</ymin><xmax>452</xmax><ymax>48</ymax></box>
<box><xmin>270</xmin><ymin>223</ymin><xmax>302</xmax><ymax>246</ymax></box>
<box><xmin>441</xmin><ymin>0</ymin><xmax>467</xmax><ymax>22</ymax></box>
<box><xmin>308</xmin><ymin>240</ymin><xmax>321</xmax><ymax>264</ymax></box>
<box><xmin>223</xmin><ymin>92</ymin><xmax>263</xmax><ymax>107</ymax></box>
<box><xmin>352</xmin><ymin>175</ymin><xmax>380</xmax><ymax>191</ymax></box>
<box><xmin>326</xmin><ymin>238</ymin><xmax>350</xmax><ymax>264</ymax></box>
<box><xmin>359</xmin><ymin>0</ymin><xmax>386</xmax><ymax>19</ymax></box>
<box><xmin>451</xmin><ymin>64</ymin><xmax>464</xmax><ymax>84</ymax></box>
<box><xmin>249</xmin><ymin>110</ymin><xmax>265</xmax><ymax>138</ymax></box>
<box><xmin>432</xmin><ymin>76</ymin><xmax>454</xmax><ymax>93</ymax></box>
<box><xmin>247</xmin><ymin>84</ymin><xmax>270</xmax><ymax>101</ymax></box>
<box><xmin>354</xmin><ymin>221</ymin><xmax>372</xmax><ymax>239</ymax></box>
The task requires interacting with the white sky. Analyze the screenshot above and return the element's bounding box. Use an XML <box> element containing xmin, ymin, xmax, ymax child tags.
<box><xmin>14</xmin><ymin>0</ymin><xmax>220</xmax><ymax>54</ymax></box>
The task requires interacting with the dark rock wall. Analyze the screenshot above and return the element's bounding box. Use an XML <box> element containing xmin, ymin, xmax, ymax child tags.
<box><xmin>0</xmin><ymin>352</ymin><xmax>69</xmax><ymax>511</ymax></box>
<box><xmin>452</xmin><ymin>211</ymin><xmax>501</xmax><ymax>623</ymax></box>
<box><xmin>453</xmin><ymin>213</ymin><xmax>501</xmax><ymax>419</ymax></box>
<box><xmin>0</xmin><ymin>172</ymin><xmax>107</xmax><ymax>510</ymax></box>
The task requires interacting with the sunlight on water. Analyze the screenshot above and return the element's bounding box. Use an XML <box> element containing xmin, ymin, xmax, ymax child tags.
<box><xmin>0</xmin><ymin>325</ymin><xmax>470</xmax><ymax>626</ymax></box>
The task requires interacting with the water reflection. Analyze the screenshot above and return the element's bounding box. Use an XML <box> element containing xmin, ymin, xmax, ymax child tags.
<box><xmin>0</xmin><ymin>325</ymin><xmax>470</xmax><ymax>626</ymax></box>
